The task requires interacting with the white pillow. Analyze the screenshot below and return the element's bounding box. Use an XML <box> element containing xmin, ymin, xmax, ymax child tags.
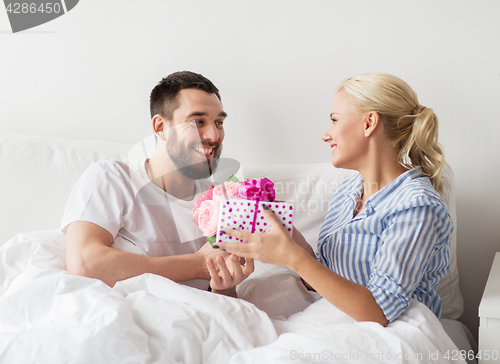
<box><xmin>0</xmin><ymin>133</ymin><xmax>132</xmax><ymax>246</ymax></box>
<box><xmin>241</xmin><ymin>162</ymin><xmax>463</xmax><ymax>319</ymax></box>
<box><xmin>438</xmin><ymin>163</ymin><xmax>464</xmax><ymax>319</ymax></box>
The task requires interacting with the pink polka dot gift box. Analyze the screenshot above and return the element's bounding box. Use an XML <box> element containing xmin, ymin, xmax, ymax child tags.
<box><xmin>216</xmin><ymin>178</ymin><xmax>293</xmax><ymax>243</ymax></box>
<box><xmin>193</xmin><ymin>177</ymin><xmax>294</xmax><ymax>246</ymax></box>
<box><xmin>216</xmin><ymin>198</ymin><xmax>294</xmax><ymax>244</ymax></box>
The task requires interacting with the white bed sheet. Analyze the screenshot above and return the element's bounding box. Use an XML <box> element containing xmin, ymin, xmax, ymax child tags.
<box><xmin>0</xmin><ymin>230</ymin><xmax>466</xmax><ymax>364</ymax></box>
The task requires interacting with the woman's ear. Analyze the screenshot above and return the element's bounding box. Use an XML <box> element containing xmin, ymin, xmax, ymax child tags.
<box><xmin>152</xmin><ymin>114</ymin><xmax>166</xmax><ymax>140</ymax></box>
<box><xmin>363</xmin><ymin>111</ymin><xmax>380</xmax><ymax>137</ymax></box>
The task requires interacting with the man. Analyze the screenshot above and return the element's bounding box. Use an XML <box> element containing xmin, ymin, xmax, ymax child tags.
<box><xmin>63</xmin><ymin>71</ymin><xmax>253</xmax><ymax>296</ymax></box>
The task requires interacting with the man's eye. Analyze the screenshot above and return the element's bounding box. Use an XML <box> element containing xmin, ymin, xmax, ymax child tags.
<box><xmin>215</xmin><ymin>121</ymin><xmax>224</xmax><ymax>128</ymax></box>
<box><xmin>190</xmin><ymin>120</ymin><xmax>203</xmax><ymax>125</ymax></box>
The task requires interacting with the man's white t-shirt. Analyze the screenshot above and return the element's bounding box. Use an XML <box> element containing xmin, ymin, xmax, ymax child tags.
<box><xmin>61</xmin><ymin>159</ymin><xmax>212</xmax><ymax>290</ymax></box>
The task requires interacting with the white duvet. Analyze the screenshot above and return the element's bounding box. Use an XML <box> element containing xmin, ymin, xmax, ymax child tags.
<box><xmin>0</xmin><ymin>230</ymin><xmax>464</xmax><ymax>364</ymax></box>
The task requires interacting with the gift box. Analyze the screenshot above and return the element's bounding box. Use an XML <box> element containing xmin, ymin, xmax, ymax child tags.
<box><xmin>215</xmin><ymin>198</ymin><xmax>294</xmax><ymax>244</ymax></box>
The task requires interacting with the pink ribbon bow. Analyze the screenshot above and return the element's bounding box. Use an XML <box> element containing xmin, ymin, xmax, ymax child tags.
<box><xmin>238</xmin><ymin>178</ymin><xmax>276</xmax><ymax>202</ymax></box>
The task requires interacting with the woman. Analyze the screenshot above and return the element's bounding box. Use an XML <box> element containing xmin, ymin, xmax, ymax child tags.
<box><xmin>209</xmin><ymin>73</ymin><xmax>453</xmax><ymax>326</ymax></box>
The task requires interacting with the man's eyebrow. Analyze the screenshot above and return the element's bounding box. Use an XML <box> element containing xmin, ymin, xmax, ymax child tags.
<box><xmin>186</xmin><ymin>111</ymin><xmax>228</xmax><ymax>118</ymax></box>
<box><xmin>186</xmin><ymin>112</ymin><xmax>208</xmax><ymax>118</ymax></box>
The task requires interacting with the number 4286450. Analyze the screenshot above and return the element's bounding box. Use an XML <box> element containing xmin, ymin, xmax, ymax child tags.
<box><xmin>5</xmin><ymin>3</ymin><xmax>62</xmax><ymax>14</ymax></box>
<box><xmin>445</xmin><ymin>350</ymin><xmax>498</xmax><ymax>361</ymax></box>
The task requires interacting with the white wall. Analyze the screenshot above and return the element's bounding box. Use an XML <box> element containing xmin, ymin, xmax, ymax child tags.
<box><xmin>1</xmin><ymin>0</ymin><xmax>499</xmax><ymax>341</ymax></box>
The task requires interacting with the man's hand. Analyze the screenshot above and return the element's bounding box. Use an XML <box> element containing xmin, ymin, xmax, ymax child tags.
<box><xmin>206</xmin><ymin>254</ymin><xmax>254</xmax><ymax>296</ymax></box>
<box><xmin>194</xmin><ymin>242</ymin><xmax>230</xmax><ymax>280</ymax></box>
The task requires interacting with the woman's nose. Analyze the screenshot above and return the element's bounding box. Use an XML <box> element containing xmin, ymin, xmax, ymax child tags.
<box><xmin>322</xmin><ymin>129</ymin><xmax>332</xmax><ymax>142</ymax></box>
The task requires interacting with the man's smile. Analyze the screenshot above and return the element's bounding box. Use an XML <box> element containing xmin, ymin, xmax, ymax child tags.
<box><xmin>193</xmin><ymin>145</ymin><xmax>216</xmax><ymax>158</ymax></box>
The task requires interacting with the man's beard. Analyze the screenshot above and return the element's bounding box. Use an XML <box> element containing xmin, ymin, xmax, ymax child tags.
<box><xmin>166</xmin><ymin>127</ymin><xmax>222</xmax><ymax>180</ymax></box>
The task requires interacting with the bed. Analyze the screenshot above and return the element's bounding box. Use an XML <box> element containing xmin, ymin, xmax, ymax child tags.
<box><xmin>0</xmin><ymin>133</ymin><xmax>477</xmax><ymax>363</ymax></box>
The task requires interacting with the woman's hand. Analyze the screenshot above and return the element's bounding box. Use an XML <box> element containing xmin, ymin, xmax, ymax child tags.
<box><xmin>215</xmin><ymin>205</ymin><xmax>305</xmax><ymax>267</ymax></box>
<box><xmin>206</xmin><ymin>254</ymin><xmax>254</xmax><ymax>295</ymax></box>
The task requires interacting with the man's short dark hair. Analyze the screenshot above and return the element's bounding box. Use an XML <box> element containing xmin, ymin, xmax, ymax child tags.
<box><xmin>150</xmin><ymin>71</ymin><xmax>221</xmax><ymax>120</ymax></box>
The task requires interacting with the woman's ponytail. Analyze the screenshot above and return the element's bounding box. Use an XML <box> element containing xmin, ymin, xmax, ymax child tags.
<box><xmin>398</xmin><ymin>105</ymin><xmax>445</xmax><ymax>195</ymax></box>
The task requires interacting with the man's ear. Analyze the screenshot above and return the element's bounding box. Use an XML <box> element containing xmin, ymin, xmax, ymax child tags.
<box><xmin>363</xmin><ymin>111</ymin><xmax>380</xmax><ymax>137</ymax></box>
<box><xmin>152</xmin><ymin>114</ymin><xmax>167</xmax><ymax>141</ymax></box>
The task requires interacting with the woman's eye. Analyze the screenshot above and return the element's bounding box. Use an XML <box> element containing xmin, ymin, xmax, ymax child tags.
<box><xmin>331</xmin><ymin>118</ymin><xmax>337</xmax><ymax>124</ymax></box>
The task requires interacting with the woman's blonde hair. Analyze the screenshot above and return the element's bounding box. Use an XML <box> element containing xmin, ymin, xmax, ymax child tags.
<box><xmin>338</xmin><ymin>73</ymin><xmax>445</xmax><ymax>195</ymax></box>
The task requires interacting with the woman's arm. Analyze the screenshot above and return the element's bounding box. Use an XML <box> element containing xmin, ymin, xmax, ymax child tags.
<box><xmin>215</xmin><ymin>207</ymin><xmax>388</xmax><ymax>326</ymax></box>
<box><xmin>292</xmin><ymin>227</ymin><xmax>315</xmax><ymax>258</ymax></box>
<box><xmin>288</xmin><ymin>247</ymin><xmax>388</xmax><ymax>325</ymax></box>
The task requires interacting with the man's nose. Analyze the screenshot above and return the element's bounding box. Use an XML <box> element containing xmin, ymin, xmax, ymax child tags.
<box><xmin>199</xmin><ymin>122</ymin><xmax>220</xmax><ymax>142</ymax></box>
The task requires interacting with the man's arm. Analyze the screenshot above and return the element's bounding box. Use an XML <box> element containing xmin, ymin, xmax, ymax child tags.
<box><xmin>65</xmin><ymin>221</ymin><xmax>224</xmax><ymax>287</ymax></box>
